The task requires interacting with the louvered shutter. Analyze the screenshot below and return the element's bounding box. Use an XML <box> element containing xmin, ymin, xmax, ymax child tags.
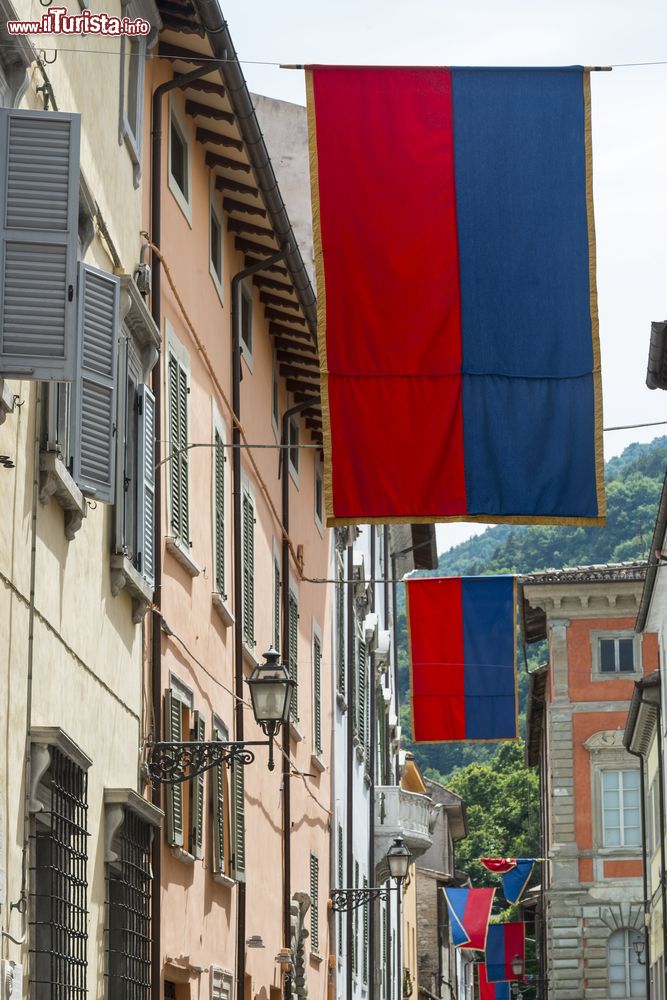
<box><xmin>231</xmin><ymin>759</ymin><xmax>245</xmax><ymax>881</ymax></box>
<box><xmin>137</xmin><ymin>383</ymin><xmax>156</xmax><ymax>587</ymax></box>
<box><xmin>71</xmin><ymin>262</ymin><xmax>119</xmax><ymax>502</ymax></box>
<box><xmin>213</xmin><ymin>431</ymin><xmax>225</xmax><ymax>596</ymax></box>
<box><xmin>168</xmin><ymin>354</ymin><xmax>189</xmax><ymax>544</ymax></box>
<box><xmin>362</xmin><ymin>876</ymin><xmax>369</xmax><ymax>984</ymax></box>
<box><xmin>242</xmin><ymin>491</ymin><xmax>254</xmax><ymax>647</ymax></box>
<box><xmin>273</xmin><ymin>558</ymin><xmax>280</xmax><ymax>651</ymax></box>
<box><xmin>309</xmin><ymin>854</ymin><xmax>319</xmax><ymax>954</ymax></box>
<box><xmin>353</xmin><ymin>860</ymin><xmax>359</xmax><ymax>974</ymax></box>
<box><xmin>190</xmin><ymin>713</ymin><xmax>205</xmax><ymax>859</ymax></box>
<box><xmin>288</xmin><ymin>592</ymin><xmax>298</xmax><ymax>721</ymax></box>
<box><xmin>165</xmin><ymin>691</ymin><xmax>184</xmax><ymax>847</ymax></box>
<box><xmin>381</xmin><ymin>906</ymin><xmax>387</xmax><ymax>998</ymax></box>
<box><xmin>212</xmin><ymin>734</ymin><xmax>225</xmax><ymax>875</ymax></box>
<box><xmin>313</xmin><ymin>635</ymin><xmax>322</xmax><ymax>755</ymax></box>
<box><xmin>337</xmin><ymin>824</ymin><xmax>344</xmax><ymax>958</ymax></box>
<box><xmin>358</xmin><ymin>639</ymin><xmax>367</xmax><ymax>750</ymax></box>
<box><xmin>113</xmin><ymin>335</ymin><xmax>129</xmax><ymax>553</ymax></box>
<box><xmin>0</xmin><ymin>109</ymin><xmax>80</xmax><ymax>381</ymax></box>
<box><xmin>336</xmin><ymin>557</ymin><xmax>345</xmax><ymax>696</ymax></box>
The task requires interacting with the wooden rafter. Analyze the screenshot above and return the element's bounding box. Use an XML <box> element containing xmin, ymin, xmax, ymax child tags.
<box><xmin>216</xmin><ymin>176</ymin><xmax>259</xmax><ymax>198</ymax></box>
<box><xmin>205</xmin><ymin>151</ymin><xmax>251</xmax><ymax>174</ymax></box>
<box><xmin>185</xmin><ymin>100</ymin><xmax>234</xmax><ymax>125</ymax></box>
<box><xmin>264</xmin><ymin>308</ymin><xmax>307</xmax><ymax>327</ymax></box>
<box><xmin>224</xmin><ymin>197</ymin><xmax>266</xmax><ymax>218</ymax></box>
<box><xmin>227</xmin><ymin>216</ymin><xmax>275</xmax><ymax>239</ymax></box>
<box><xmin>196</xmin><ymin>127</ymin><xmax>243</xmax><ymax>152</ymax></box>
<box><xmin>259</xmin><ymin>291</ymin><xmax>299</xmax><ymax>311</ymax></box>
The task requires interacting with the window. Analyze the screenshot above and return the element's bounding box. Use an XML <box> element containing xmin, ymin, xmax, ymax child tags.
<box><xmin>240</xmin><ymin>282</ymin><xmax>253</xmax><ymax>359</ymax></box>
<box><xmin>164</xmin><ymin>680</ymin><xmax>193</xmax><ymax>850</ymax></box>
<box><xmin>357</xmin><ymin>629</ymin><xmax>368</xmax><ymax>753</ymax></box>
<box><xmin>168</xmin><ymin>98</ymin><xmax>191</xmax><ymax>222</ymax></box>
<box><xmin>242</xmin><ymin>485</ymin><xmax>255</xmax><ymax>649</ymax></box>
<box><xmin>168</xmin><ymin>349</ymin><xmax>190</xmax><ymax>548</ymax></box>
<box><xmin>106</xmin><ymin>798</ymin><xmax>158</xmax><ymax>1000</ymax></box>
<box><xmin>314</xmin><ymin>461</ymin><xmax>323</xmax><ymax>528</ymax></box>
<box><xmin>600</xmin><ymin>636</ymin><xmax>635</xmax><ymax>673</ymax></box>
<box><xmin>30</xmin><ymin>739</ymin><xmax>89</xmax><ymax>1000</ymax></box>
<box><xmin>288</xmin><ymin>414</ymin><xmax>299</xmax><ymax>477</ymax></box>
<box><xmin>337</xmin><ymin>824</ymin><xmax>344</xmax><ymax>959</ymax></box>
<box><xmin>362</xmin><ymin>876</ymin><xmax>369</xmax><ymax>985</ymax></box>
<box><xmin>211</xmin><ymin>968</ymin><xmax>233</xmax><ymax>1000</ymax></box>
<box><xmin>602</xmin><ymin>770</ymin><xmax>641</xmax><ymax>847</ymax></box>
<box><xmin>118</xmin><ymin>6</ymin><xmax>147</xmax><ymax>187</ymax></box>
<box><xmin>651</xmin><ymin>955</ymin><xmax>665</xmax><ymax>1000</ymax></box>
<box><xmin>271</xmin><ymin>353</ymin><xmax>279</xmax><ymax>432</ymax></box>
<box><xmin>608</xmin><ymin>928</ymin><xmax>645</xmax><ymax>997</ymax></box>
<box><xmin>211</xmin><ymin>719</ymin><xmax>229</xmax><ymax>879</ymax></box>
<box><xmin>288</xmin><ymin>589</ymin><xmax>299</xmax><ymax>722</ymax></box>
<box><xmin>213</xmin><ymin>429</ymin><xmax>225</xmax><ymax>599</ymax></box>
<box><xmin>190</xmin><ymin>712</ymin><xmax>206</xmax><ymax>859</ymax></box>
<box><xmin>336</xmin><ymin>552</ymin><xmax>346</xmax><ymax>698</ymax></box>
<box><xmin>273</xmin><ymin>551</ymin><xmax>281</xmax><ymax>651</ymax></box>
<box><xmin>310</xmin><ymin>853</ymin><xmax>319</xmax><ymax>954</ymax></box>
<box><xmin>312</xmin><ymin>631</ymin><xmax>322</xmax><ymax>756</ymax></box>
<box><xmin>353</xmin><ymin>860</ymin><xmax>359</xmax><ymax>976</ymax></box>
<box><xmin>210</xmin><ymin>193</ymin><xmax>224</xmax><ymax>299</ymax></box>
<box><xmin>231</xmin><ymin>758</ymin><xmax>245</xmax><ymax>881</ymax></box>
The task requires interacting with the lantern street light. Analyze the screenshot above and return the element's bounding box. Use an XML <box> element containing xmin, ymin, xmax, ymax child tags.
<box><xmin>511</xmin><ymin>955</ymin><xmax>524</xmax><ymax>978</ymax></box>
<box><xmin>632</xmin><ymin>938</ymin><xmax>646</xmax><ymax>965</ymax></box>
<box><xmin>329</xmin><ymin>837</ymin><xmax>413</xmax><ymax>911</ymax></box>
<box><xmin>145</xmin><ymin>648</ymin><xmax>294</xmax><ymax>783</ymax></box>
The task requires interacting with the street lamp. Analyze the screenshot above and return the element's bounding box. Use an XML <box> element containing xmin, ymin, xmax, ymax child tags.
<box><xmin>633</xmin><ymin>938</ymin><xmax>646</xmax><ymax>966</ymax></box>
<box><xmin>146</xmin><ymin>648</ymin><xmax>294</xmax><ymax>782</ymax></box>
<box><xmin>511</xmin><ymin>955</ymin><xmax>524</xmax><ymax>978</ymax></box>
<box><xmin>329</xmin><ymin>837</ymin><xmax>413</xmax><ymax>911</ymax></box>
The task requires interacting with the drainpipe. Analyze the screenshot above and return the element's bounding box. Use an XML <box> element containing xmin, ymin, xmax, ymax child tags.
<box><xmin>149</xmin><ymin>60</ymin><xmax>223</xmax><ymax>1000</ymax></box>
<box><xmin>369</xmin><ymin>528</ymin><xmax>377</xmax><ymax>1000</ymax></box>
<box><xmin>656</xmin><ymin>703</ymin><xmax>667</xmax><ymax>999</ymax></box>
<box><xmin>279</xmin><ymin>395</ymin><xmax>317</xmax><ymax>999</ymax></box>
<box><xmin>626</xmin><ymin>741</ymin><xmax>651</xmax><ymax>1000</ymax></box>
<box><xmin>347</xmin><ymin>542</ymin><xmax>355</xmax><ymax>1000</ymax></box>
<box><xmin>231</xmin><ymin>250</ymin><xmax>287</xmax><ymax>997</ymax></box>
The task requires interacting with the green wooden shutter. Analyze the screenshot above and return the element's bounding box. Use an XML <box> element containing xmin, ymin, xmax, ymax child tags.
<box><xmin>273</xmin><ymin>557</ymin><xmax>280</xmax><ymax>651</ymax></box>
<box><xmin>337</xmin><ymin>824</ymin><xmax>344</xmax><ymax>958</ymax></box>
<box><xmin>212</xmin><ymin>733</ymin><xmax>225</xmax><ymax>875</ymax></box>
<box><xmin>288</xmin><ymin>591</ymin><xmax>298</xmax><ymax>721</ymax></box>
<box><xmin>242</xmin><ymin>490</ymin><xmax>255</xmax><ymax>647</ymax></box>
<box><xmin>381</xmin><ymin>907</ymin><xmax>387</xmax><ymax>1000</ymax></box>
<box><xmin>313</xmin><ymin>635</ymin><xmax>322</xmax><ymax>755</ymax></box>
<box><xmin>231</xmin><ymin>759</ymin><xmax>245</xmax><ymax>881</ymax></box>
<box><xmin>168</xmin><ymin>354</ymin><xmax>189</xmax><ymax>544</ymax></box>
<box><xmin>358</xmin><ymin>639</ymin><xmax>367</xmax><ymax>750</ymax></box>
<box><xmin>190</xmin><ymin>712</ymin><xmax>205</xmax><ymax>859</ymax></box>
<box><xmin>214</xmin><ymin>430</ymin><xmax>225</xmax><ymax>597</ymax></box>
<box><xmin>353</xmin><ymin>860</ymin><xmax>359</xmax><ymax>975</ymax></box>
<box><xmin>336</xmin><ymin>557</ymin><xmax>345</xmax><ymax>696</ymax></box>
<box><xmin>362</xmin><ymin>876</ymin><xmax>369</xmax><ymax>984</ymax></box>
<box><xmin>71</xmin><ymin>262</ymin><xmax>120</xmax><ymax>502</ymax></box>
<box><xmin>137</xmin><ymin>382</ymin><xmax>156</xmax><ymax>587</ymax></box>
<box><xmin>165</xmin><ymin>690</ymin><xmax>183</xmax><ymax>847</ymax></box>
<box><xmin>0</xmin><ymin>109</ymin><xmax>80</xmax><ymax>382</ymax></box>
<box><xmin>309</xmin><ymin>853</ymin><xmax>319</xmax><ymax>954</ymax></box>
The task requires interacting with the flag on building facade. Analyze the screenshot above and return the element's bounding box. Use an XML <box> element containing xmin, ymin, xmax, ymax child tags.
<box><xmin>479</xmin><ymin>966</ymin><xmax>510</xmax><ymax>1000</ymax></box>
<box><xmin>406</xmin><ymin>576</ymin><xmax>517</xmax><ymax>742</ymax></box>
<box><xmin>305</xmin><ymin>65</ymin><xmax>604</xmax><ymax>528</ymax></box>
<box><xmin>480</xmin><ymin>858</ymin><xmax>537</xmax><ymax>904</ymax></box>
<box><xmin>485</xmin><ymin>922</ymin><xmax>526</xmax><ymax>983</ymax></box>
<box><xmin>442</xmin><ymin>887</ymin><xmax>495</xmax><ymax>950</ymax></box>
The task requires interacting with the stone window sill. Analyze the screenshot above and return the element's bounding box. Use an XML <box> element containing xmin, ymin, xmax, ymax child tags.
<box><xmin>0</xmin><ymin>379</ymin><xmax>15</xmax><ymax>424</ymax></box>
<box><xmin>336</xmin><ymin>692</ymin><xmax>347</xmax><ymax>713</ymax></box>
<box><xmin>212</xmin><ymin>592</ymin><xmax>234</xmax><ymax>627</ymax></box>
<box><xmin>289</xmin><ymin>720</ymin><xmax>303</xmax><ymax>743</ymax></box>
<box><xmin>310</xmin><ymin>951</ymin><xmax>323</xmax><ymax>965</ymax></box>
<box><xmin>213</xmin><ymin>872</ymin><xmax>236</xmax><ymax>889</ymax></box>
<box><xmin>110</xmin><ymin>554</ymin><xmax>153</xmax><ymax>623</ymax></box>
<box><xmin>242</xmin><ymin>642</ymin><xmax>257</xmax><ymax>667</ymax></box>
<box><xmin>166</xmin><ymin>536</ymin><xmax>201</xmax><ymax>577</ymax></box>
<box><xmin>311</xmin><ymin>753</ymin><xmax>326</xmax><ymax>774</ymax></box>
<box><xmin>39</xmin><ymin>452</ymin><xmax>87</xmax><ymax>539</ymax></box>
<box><xmin>170</xmin><ymin>845</ymin><xmax>195</xmax><ymax>865</ymax></box>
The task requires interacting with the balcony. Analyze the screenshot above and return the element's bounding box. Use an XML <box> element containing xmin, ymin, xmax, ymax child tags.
<box><xmin>374</xmin><ymin>785</ymin><xmax>439</xmax><ymax>881</ymax></box>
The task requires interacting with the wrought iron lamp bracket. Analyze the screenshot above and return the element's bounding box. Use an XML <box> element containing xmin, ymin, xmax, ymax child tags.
<box><xmin>146</xmin><ymin>739</ymin><xmax>272</xmax><ymax>784</ymax></box>
<box><xmin>329</xmin><ymin>885</ymin><xmax>399</xmax><ymax>912</ymax></box>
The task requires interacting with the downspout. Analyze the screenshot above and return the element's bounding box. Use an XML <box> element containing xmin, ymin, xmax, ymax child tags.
<box><xmin>279</xmin><ymin>395</ymin><xmax>318</xmax><ymax>1000</ymax></box>
<box><xmin>626</xmin><ymin>741</ymin><xmax>651</xmax><ymax>1000</ymax></box>
<box><xmin>231</xmin><ymin>250</ymin><xmax>287</xmax><ymax>998</ymax></box>
<box><xmin>369</xmin><ymin>528</ymin><xmax>377</xmax><ymax>1000</ymax></box>
<box><xmin>656</xmin><ymin>703</ymin><xmax>667</xmax><ymax>999</ymax></box>
<box><xmin>346</xmin><ymin>543</ymin><xmax>355</xmax><ymax>1000</ymax></box>
<box><xmin>149</xmin><ymin>63</ymin><xmax>222</xmax><ymax>1000</ymax></box>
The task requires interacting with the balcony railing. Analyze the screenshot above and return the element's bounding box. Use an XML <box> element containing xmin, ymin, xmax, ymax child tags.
<box><xmin>374</xmin><ymin>785</ymin><xmax>439</xmax><ymax>880</ymax></box>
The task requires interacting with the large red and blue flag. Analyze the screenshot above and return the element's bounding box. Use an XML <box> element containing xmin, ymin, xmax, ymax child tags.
<box><xmin>485</xmin><ymin>923</ymin><xmax>526</xmax><ymax>983</ymax></box>
<box><xmin>479</xmin><ymin>966</ymin><xmax>510</xmax><ymax>1000</ymax></box>
<box><xmin>442</xmin><ymin>887</ymin><xmax>495</xmax><ymax>950</ymax></box>
<box><xmin>406</xmin><ymin>576</ymin><xmax>517</xmax><ymax>742</ymax></box>
<box><xmin>305</xmin><ymin>65</ymin><xmax>604</xmax><ymax>528</ymax></box>
<box><xmin>480</xmin><ymin>858</ymin><xmax>537</xmax><ymax>904</ymax></box>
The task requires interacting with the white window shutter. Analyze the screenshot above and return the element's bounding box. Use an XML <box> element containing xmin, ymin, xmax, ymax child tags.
<box><xmin>0</xmin><ymin>108</ymin><xmax>80</xmax><ymax>381</ymax></box>
<box><xmin>71</xmin><ymin>262</ymin><xmax>120</xmax><ymax>503</ymax></box>
<box><xmin>137</xmin><ymin>382</ymin><xmax>156</xmax><ymax>588</ymax></box>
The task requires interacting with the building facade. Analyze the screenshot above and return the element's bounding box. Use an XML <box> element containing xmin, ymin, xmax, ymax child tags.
<box><xmin>523</xmin><ymin>564</ymin><xmax>659</xmax><ymax>1000</ymax></box>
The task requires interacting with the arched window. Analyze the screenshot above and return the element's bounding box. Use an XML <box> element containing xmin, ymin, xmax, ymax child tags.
<box><xmin>608</xmin><ymin>928</ymin><xmax>645</xmax><ymax>997</ymax></box>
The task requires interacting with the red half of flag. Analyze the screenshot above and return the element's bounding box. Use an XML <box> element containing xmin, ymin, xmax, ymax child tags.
<box><xmin>480</xmin><ymin>859</ymin><xmax>517</xmax><ymax>875</ymax></box>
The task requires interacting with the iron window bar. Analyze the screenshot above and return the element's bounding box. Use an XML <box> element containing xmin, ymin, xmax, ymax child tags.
<box><xmin>106</xmin><ymin>810</ymin><xmax>152</xmax><ymax>1000</ymax></box>
<box><xmin>29</xmin><ymin>746</ymin><xmax>89</xmax><ymax>1000</ymax></box>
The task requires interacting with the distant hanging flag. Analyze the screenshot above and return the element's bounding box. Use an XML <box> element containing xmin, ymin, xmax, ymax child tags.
<box><xmin>305</xmin><ymin>65</ymin><xmax>605</xmax><ymax>528</ymax></box>
<box><xmin>485</xmin><ymin>923</ymin><xmax>526</xmax><ymax>983</ymax></box>
<box><xmin>480</xmin><ymin>858</ymin><xmax>537</xmax><ymax>904</ymax></box>
<box><xmin>442</xmin><ymin>887</ymin><xmax>495</xmax><ymax>950</ymax></box>
<box><xmin>479</xmin><ymin>966</ymin><xmax>510</xmax><ymax>1000</ymax></box>
<box><xmin>406</xmin><ymin>576</ymin><xmax>517</xmax><ymax>742</ymax></box>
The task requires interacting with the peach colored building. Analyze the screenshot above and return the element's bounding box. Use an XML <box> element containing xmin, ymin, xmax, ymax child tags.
<box><xmin>142</xmin><ymin>11</ymin><xmax>332</xmax><ymax>1000</ymax></box>
<box><xmin>523</xmin><ymin>563</ymin><xmax>658</xmax><ymax>1000</ymax></box>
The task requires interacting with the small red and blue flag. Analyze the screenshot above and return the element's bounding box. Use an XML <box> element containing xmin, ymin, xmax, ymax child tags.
<box><xmin>442</xmin><ymin>887</ymin><xmax>495</xmax><ymax>950</ymax></box>
<box><xmin>479</xmin><ymin>966</ymin><xmax>510</xmax><ymax>1000</ymax></box>
<box><xmin>480</xmin><ymin>858</ymin><xmax>537</xmax><ymax>905</ymax></box>
<box><xmin>407</xmin><ymin>576</ymin><xmax>517</xmax><ymax>742</ymax></box>
<box><xmin>485</xmin><ymin>922</ymin><xmax>526</xmax><ymax>983</ymax></box>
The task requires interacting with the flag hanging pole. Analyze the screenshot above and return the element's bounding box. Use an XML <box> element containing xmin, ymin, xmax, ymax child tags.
<box><xmin>280</xmin><ymin>64</ymin><xmax>613</xmax><ymax>71</ymax></box>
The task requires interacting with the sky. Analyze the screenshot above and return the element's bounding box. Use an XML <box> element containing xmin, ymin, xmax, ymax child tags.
<box><xmin>219</xmin><ymin>0</ymin><xmax>667</xmax><ymax>554</ymax></box>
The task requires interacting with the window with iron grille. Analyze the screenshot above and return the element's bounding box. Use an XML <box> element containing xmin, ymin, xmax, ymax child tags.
<box><xmin>310</xmin><ymin>853</ymin><xmax>319</xmax><ymax>954</ymax></box>
<box><xmin>30</xmin><ymin>744</ymin><xmax>89</xmax><ymax>1000</ymax></box>
<box><xmin>107</xmin><ymin>809</ymin><xmax>152</xmax><ymax>1000</ymax></box>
